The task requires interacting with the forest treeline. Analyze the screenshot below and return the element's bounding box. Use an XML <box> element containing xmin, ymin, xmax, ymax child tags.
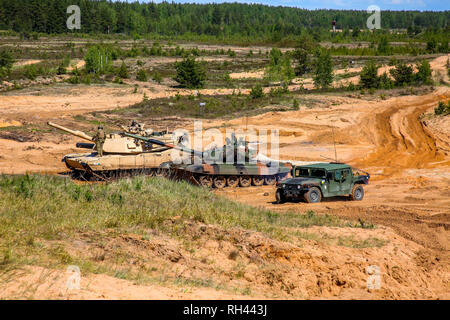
<box><xmin>0</xmin><ymin>0</ymin><xmax>449</xmax><ymax>42</ymax></box>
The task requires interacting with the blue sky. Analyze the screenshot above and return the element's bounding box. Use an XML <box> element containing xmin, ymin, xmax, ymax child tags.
<box><xmin>139</xmin><ymin>1</ymin><xmax>449</xmax><ymax>11</ymax></box>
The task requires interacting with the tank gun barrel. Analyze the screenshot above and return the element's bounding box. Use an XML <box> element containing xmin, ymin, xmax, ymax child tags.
<box><xmin>48</xmin><ymin>122</ymin><xmax>93</xmax><ymax>141</ymax></box>
<box><xmin>124</xmin><ymin>133</ymin><xmax>203</xmax><ymax>157</ymax></box>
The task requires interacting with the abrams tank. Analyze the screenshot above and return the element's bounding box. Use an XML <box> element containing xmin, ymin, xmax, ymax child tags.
<box><xmin>124</xmin><ymin>133</ymin><xmax>292</xmax><ymax>188</ymax></box>
<box><xmin>48</xmin><ymin>122</ymin><xmax>177</xmax><ymax>180</ymax></box>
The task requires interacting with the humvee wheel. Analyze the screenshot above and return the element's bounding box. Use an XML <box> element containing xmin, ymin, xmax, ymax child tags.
<box><xmin>275</xmin><ymin>189</ymin><xmax>285</xmax><ymax>204</ymax></box>
<box><xmin>350</xmin><ymin>185</ymin><xmax>364</xmax><ymax>201</ymax></box>
<box><xmin>227</xmin><ymin>176</ymin><xmax>239</xmax><ymax>188</ymax></box>
<box><xmin>213</xmin><ymin>176</ymin><xmax>226</xmax><ymax>189</ymax></box>
<box><xmin>252</xmin><ymin>176</ymin><xmax>264</xmax><ymax>186</ymax></box>
<box><xmin>239</xmin><ymin>176</ymin><xmax>251</xmax><ymax>187</ymax></box>
<box><xmin>304</xmin><ymin>187</ymin><xmax>322</xmax><ymax>203</ymax></box>
<box><xmin>199</xmin><ymin>175</ymin><xmax>213</xmax><ymax>188</ymax></box>
<box><xmin>264</xmin><ymin>175</ymin><xmax>277</xmax><ymax>185</ymax></box>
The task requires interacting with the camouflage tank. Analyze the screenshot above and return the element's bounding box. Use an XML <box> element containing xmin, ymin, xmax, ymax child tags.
<box><xmin>124</xmin><ymin>133</ymin><xmax>292</xmax><ymax>188</ymax></box>
<box><xmin>48</xmin><ymin>121</ymin><xmax>178</xmax><ymax>180</ymax></box>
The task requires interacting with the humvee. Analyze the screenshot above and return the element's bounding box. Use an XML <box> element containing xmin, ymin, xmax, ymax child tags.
<box><xmin>275</xmin><ymin>163</ymin><xmax>370</xmax><ymax>203</ymax></box>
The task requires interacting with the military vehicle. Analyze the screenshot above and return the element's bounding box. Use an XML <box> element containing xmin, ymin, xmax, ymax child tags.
<box><xmin>48</xmin><ymin>122</ymin><xmax>177</xmax><ymax>180</ymax></box>
<box><xmin>124</xmin><ymin>132</ymin><xmax>292</xmax><ymax>188</ymax></box>
<box><xmin>275</xmin><ymin>163</ymin><xmax>370</xmax><ymax>203</ymax></box>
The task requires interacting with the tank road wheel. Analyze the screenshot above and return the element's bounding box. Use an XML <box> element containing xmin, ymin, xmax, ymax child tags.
<box><xmin>252</xmin><ymin>176</ymin><xmax>264</xmax><ymax>186</ymax></box>
<box><xmin>304</xmin><ymin>187</ymin><xmax>322</xmax><ymax>203</ymax></box>
<box><xmin>155</xmin><ymin>168</ymin><xmax>165</xmax><ymax>177</ymax></box>
<box><xmin>226</xmin><ymin>176</ymin><xmax>239</xmax><ymax>188</ymax></box>
<box><xmin>239</xmin><ymin>176</ymin><xmax>252</xmax><ymax>188</ymax></box>
<box><xmin>275</xmin><ymin>189</ymin><xmax>286</xmax><ymax>204</ymax></box>
<box><xmin>213</xmin><ymin>176</ymin><xmax>226</xmax><ymax>189</ymax></box>
<box><xmin>199</xmin><ymin>175</ymin><xmax>213</xmax><ymax>188</ymax></box>
<box><xmin>350</xmin><ymin>185</ymin><xmax>364</xmax><ymax>201</ymax></box>
<box><xmin>264</xmin><ymin>175</ymin><xmax>277</xmax><ymax>185</ymax></box>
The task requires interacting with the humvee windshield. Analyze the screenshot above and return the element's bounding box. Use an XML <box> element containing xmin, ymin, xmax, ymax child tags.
<box><xmin>295</xmin><ymin>167</ymin><xmax>326</xmax><ymax>178</ymax></box>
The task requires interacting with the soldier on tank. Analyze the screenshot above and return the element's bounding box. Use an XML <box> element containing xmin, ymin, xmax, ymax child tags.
<box><xmin>93</xmin><ymin>125</ymin><xmax>106</xmax><ymax>157</ymax></box>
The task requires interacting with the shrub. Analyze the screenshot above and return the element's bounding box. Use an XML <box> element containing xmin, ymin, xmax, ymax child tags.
<box><xmin>84</xmin><ymin>45</ymin><xmax>112</xmax><ymax>74</ymax></box>
<box><xmin>292</xmin><ymin>99</ymin><xmax>299</xmax><ymax>110</ymax></box>
<box><xmin>434</xmin><ymin>101</ymin><xmax>450</xmax><ymax>116</ymax></box>
<box><xmin>377</xmin><ymin>36</ymin><xmax>391</xmax><ymax>55</ymax></box>
<box><xmin>67</xmin><ymin>75</ymin><xmax>80</xmax><ymax>84</ymax></box>
<box><xmin>359</xmin><ymin>60</ymin><xmax>379</xmax><ymax>89</ymax></box>
<box><xmin>174</xmin><ymin>57</ymin><xmax>206</xmax><ymax>89</ymax></box>
<box><xmin>313</xmin><ymin>50</ymin><xmax>333</xmax><ymax>89</ymax></box>
<box><xmin>250</xmin><ymin>83</ymin><xmax>264</xmax><ymax>99</ymax></box>
<box><xmin>113</xmin><ymin>76</ymin><xmax>124</xmax><ymax>84</ymax></box>
<box><xmin>379</xmin><ymin>72</ymin><xmax>394</xmax><ymax>89</ymax></box>
<box><xmin>118</xmin><ymin>61</ymin><xmax>128</xmax><ymax>79</ymax></box>
<box><xmin>152</xmin><ymin>71</ymin><xmax>162</xmax><ymax>84</ymax></box>
<box><xmin>426</xmin><ymin>38</ymin><xmax>437</xmax><ymax>53</ymax></box>
<box><xmin>415</xmin><ymin>60</ymin><xmax>432</xmax><ymax>85</ymax></box>
<box><xmin>136</xmin><ymin>68</ymin><xmax>147</xmax><ymax>81</ymax></box>
<box><xmin>292</xmin><ymin>48</ymin><xmax>310</xmax><ymax>76</ymax></box>
<box><xmin>24</xmin><ymin>64</ymin><xmax>39</xmax><ymax>80</ymax></box>
<box><xmin>265</xmin><ymin>48</ymin><xmax>294</xmax><ymax>82</ymax></box>
<box><xmin>0</xmin><ymin>50</ymin><xmax>14</xmax><ymax>70</ymax></box>
<box><xmin>390</xmin><ymin>62</ymin><xmax>413</xmax><ymax>86</ymax></box>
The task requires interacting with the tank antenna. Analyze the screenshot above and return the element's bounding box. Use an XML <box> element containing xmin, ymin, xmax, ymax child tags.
<box><xmin>332</xmin><ymin>126</ymin><xmax>338</xmax><ymax>162</ymax></box>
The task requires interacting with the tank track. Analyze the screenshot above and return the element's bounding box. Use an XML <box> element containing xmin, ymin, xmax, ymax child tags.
<box><xmin>68</xmin><ymin>167</ymin><xmax>289</xmax><ymax>188</ymax></box>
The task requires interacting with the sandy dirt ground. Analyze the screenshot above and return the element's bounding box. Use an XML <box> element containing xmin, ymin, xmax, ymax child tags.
<box><xmin>0</xmin><ymin>54</ymin><xmax>449</xmax><ymax>299</ymax></box>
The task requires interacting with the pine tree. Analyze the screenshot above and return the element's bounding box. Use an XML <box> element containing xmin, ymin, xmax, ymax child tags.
<box><xmin>313</xmin><ymin>50</ymin><xmax>333</xmax><ymax>89</ymax></box>
<box><xmin>359</xmin><ymin>60</ymin><xmax>379</xmax><ymax>89</ymax></box>
<box><xmin>174</xmin><ymin>57</ymin><xmax>206</xmax><ymax>89</ymax></box>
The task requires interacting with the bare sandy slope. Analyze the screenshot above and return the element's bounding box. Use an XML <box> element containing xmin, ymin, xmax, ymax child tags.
<box><xmin>2</xmin><ymin>222</ymin><xmax>448</xmax><ymax>300</ymax></box>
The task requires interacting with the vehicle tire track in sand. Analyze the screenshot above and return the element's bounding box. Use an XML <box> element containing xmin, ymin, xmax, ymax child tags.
<box><xmin>354</xmin><ymin>88</ymin><xmax>450</xmax><ymax>172</ymax></box>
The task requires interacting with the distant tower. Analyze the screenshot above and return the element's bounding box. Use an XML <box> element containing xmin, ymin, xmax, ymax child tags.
<box><xmin>332</xmin><ymin>19</ymin><xmax>336</xmax><ymax>33</ymax></box>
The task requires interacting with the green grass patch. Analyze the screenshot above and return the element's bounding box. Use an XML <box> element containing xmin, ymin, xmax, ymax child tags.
<box><xmin>0</xmin><ymin>174</ymin><xmax>384</xmax><ymax>279</ymax></box>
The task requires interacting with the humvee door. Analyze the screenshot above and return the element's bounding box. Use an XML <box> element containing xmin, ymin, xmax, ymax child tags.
<box><xmin>328</xmin><ymin>170</ymin><xmax>341</xmax><ymax>194</ymax></box>
<box><xmin>328</xmin><ymin>168</ymin><xmax>352</xmax><ymax>195</ymax></box>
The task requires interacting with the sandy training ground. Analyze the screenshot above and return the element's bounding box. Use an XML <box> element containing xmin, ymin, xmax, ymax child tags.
<box><xmin>0</xmin><ymin>53</ymin><xmax>449</xmax><ymax>300</ymax></box>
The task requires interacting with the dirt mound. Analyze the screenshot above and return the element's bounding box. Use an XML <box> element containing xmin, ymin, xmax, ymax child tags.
<box><xmin>1</xmin><ymin>220</ymin><xmax>448</xmax><ymax>299</ymax></box>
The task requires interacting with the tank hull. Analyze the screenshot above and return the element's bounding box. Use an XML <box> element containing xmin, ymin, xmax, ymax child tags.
<box><xmin>163</xmin><ymin>161</ymin><xmax>292</xmax><ymax>188</ymax></box>
<box><xmin>63</xmin><ymin>151</ymin><xmax>173</xmax><ymax>180</ymax></box>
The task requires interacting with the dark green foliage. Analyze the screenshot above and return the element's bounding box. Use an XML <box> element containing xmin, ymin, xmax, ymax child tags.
<box><xmin>136</xmin><ymin>68</ymin><xmax>147</xmax><ymax>82</ymax></box>
<box><xmin>57</xmin><ymin>64</ymin><xmax>66</xmax><ymax>75</ymax></box>
<box><xmin>24</xmin><ymin>64</ymin><xmax>39</xmax><ymax>80</ymax></box>
<box><xmin>174</xmin><ymin>57</ymin><xmax>206</xmax><ymax>89</ymax></box>
<box><xmin>377</xmin><ymin>36</ymin><xmax>391</xmax><ymax>55</ymax></box>
<box><xmin>434</xmin><ymin>101</ymin><xmax>450</xmax><ymax>116</ymax></box>
<box><xmin>415</xmin><ymin>60</ymin><xmax>432</xmax><ymax>84</ymax></box>
<box><xmin>447</xmin><ymin>58</ymin><xmax>450</xmax><ymax>78</ymax></box>
<box><xmin>0</xmin><ymin>1</ymin><xmax>447</xmax><ymax>43</ymax></box>
<box><xmin>426</xmin><ymin>38</ymin><xmax>438</xmax><ymax>53</ymax></box>
<box><xmin>0</xmin><ymin>50</ymin><xmax>14</xmax><ymax>70</ymax></box>
<box><xmin>292</xmin><ymin>48</ymin><xmax>310</xmax><ymax>76</ymax></box>
<box><xmin>313</xmin><ymin>50</ymin><xmax>333</xmax><ymax>89</ymax></box>
<box><xmin>152</xmin><ymin>71</ymin><xmax>162</xmax><ymax>84</ymax></box>
<box><xmin>378</xmin><ymin>72</ymin><xmax>394</xmax><ymax>89</ymax></box>
<box><xmin>265</xmin><ymin>48</ymin><xmax>294</xmax><ymax>82</ymax></box>
<box><xmin>250</xmin><ymin>84</ymin><xmax>264</xmax><ymax>99</ymax></box>
<box><xmin>118</xmin><ymin>61</ymin><xmax>128</xmax><ymax>79</ymax></box>
<box><xmin>390</xmin><ymin>62</ymin><xmax>414</xmax><ymax>86</ymax></box>
<box><xmin>0</xmin><ymin>50</ymin><xmax>14</xmax><ymax>79</ymax></box>
<box><xmin>359</xmin><ymin>60</ymin><xmax>379</xmax><ymax>89</ymax></box>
